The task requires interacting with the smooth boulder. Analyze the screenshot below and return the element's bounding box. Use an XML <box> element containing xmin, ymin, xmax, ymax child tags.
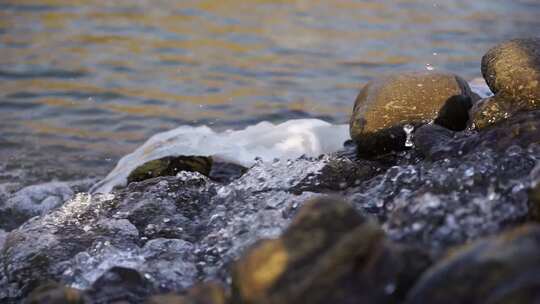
<box><xmin>482</xmin><ymin>38</ymin><xmax>540</xmax><ymax>107</ymax></box>
<box><xmin>231</xmin><ymin>196</ymin><xmax>430</xmax><ymax>304</ymax></box>
<box><xmin>350</xmin><ymin>72</ymin><xmax>474</xmax><ymax>156</ymax></box>
<box><xmin>474</xmin><ymin>38</ymin><xmax>540</xmax><ymax>129</ymax></box>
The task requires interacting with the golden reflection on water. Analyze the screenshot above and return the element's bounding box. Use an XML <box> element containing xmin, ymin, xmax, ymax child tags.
<box><xmin>1</xmin><ymin>0</ymin><xmax>540</xmax><ymax>166</ymax></box>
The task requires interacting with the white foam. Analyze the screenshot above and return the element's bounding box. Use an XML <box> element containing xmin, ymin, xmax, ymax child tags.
<box><xmin>91</xmin><ymin>119</ymin><xmax>350</xmax><ymax>193</ymax></box>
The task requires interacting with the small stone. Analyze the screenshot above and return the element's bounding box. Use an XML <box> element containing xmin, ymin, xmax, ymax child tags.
<box><xmin>127</xmin><ymin>156</ymin><xmax>213</xmax><ymax>185</ymax></box>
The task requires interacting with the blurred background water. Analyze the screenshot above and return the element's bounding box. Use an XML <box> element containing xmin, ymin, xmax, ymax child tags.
<box><xmin>1</xmin><ymin>0</ymin><xmax>540</xmax><ymax>186</ymax></box>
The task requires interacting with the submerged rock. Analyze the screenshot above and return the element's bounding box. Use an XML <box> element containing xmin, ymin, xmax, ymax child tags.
<box><xmin>407</xmin><ymin>224</ymin><xmax>540</xmax><ymax>304</ymax></box>
<box><xmin>349</xmin><ymin>72</ymin><xmax>474</xmax><ymax>156</ymax></box>
<box><xmin>231</xmin><ymin>197</ymin><xmax>430</xmax><ymax>304</ymax></box>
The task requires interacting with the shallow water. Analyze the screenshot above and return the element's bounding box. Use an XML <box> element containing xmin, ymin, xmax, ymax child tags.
<box><xmin>2</xmin><ymin>0</ymin><xmax>540</xmax><ymax>184</ymax></box>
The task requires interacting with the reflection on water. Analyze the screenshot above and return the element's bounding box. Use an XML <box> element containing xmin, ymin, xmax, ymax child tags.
<box><xmin>1</xmin><ymin>0</ymin><xmax>540</xmax><ymax>183</ymax></box>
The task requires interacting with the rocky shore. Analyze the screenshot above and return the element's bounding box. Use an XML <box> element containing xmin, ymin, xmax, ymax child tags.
<box><xmin>2</xmin><ymin>38</ymin><xmax>540</xmax><ymax>303</ymax></box>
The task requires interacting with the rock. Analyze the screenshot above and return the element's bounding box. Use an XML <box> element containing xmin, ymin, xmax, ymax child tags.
<box><xmin>350</xmin><ymin>72</ymin><xmax>474</xmax><ymax>156</ymax></box>
<box><xmin>145</xmin><ymin>282</ymin><xmax>228</xmax><ymax>304</ymax></box>
<box><xmin>412</xmin><ymin>123</ymin><xmax>455</xmax><ymax>159</ymax></box>
<box><xmin>474</xmin><ymin>38</ymin><xmax>540</xmax><ymax>129</ymax></box>
<box><xmin>482</xmin><ymin>38</ymin><xmax>540</xmax><ymax>107</ymax></box>
<box><xmin>231</xmin><ymin>196</ymin><xmax>431</xmax><ymax>304</ymax></box>
<box><xmin>84</xmin><ymin>266</ymin><xmax>156</xmax><ymax>303</ymax></box>
<box><xmin>0</xmin><ymin>182</ymin><xmax>74</xmax><ymax>231</ymax></box>
<box><xmin>25</xmin><ymin>281</ymin><xmax>83</xmax><ymax>304</ymax></box>
<box><xmin>528</xmin><ymin>181</ymin><xmax>540</xmax><ymax>221</ymax></box>
<box><xmin>406</xmin><ymin>224</ymin><xmax>540</xmax><ymax>304</ymax></box>
<box><xmin>127</xmin><ymin>156</ymin><xmax>213</xmax><ymax>184</ymax></box>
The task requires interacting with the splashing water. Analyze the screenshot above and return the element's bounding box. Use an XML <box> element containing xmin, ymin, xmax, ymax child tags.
<box><xmin>90</xmin><ymin>119</ymin><xmax>349</xmax><ymax>194</ymax></box>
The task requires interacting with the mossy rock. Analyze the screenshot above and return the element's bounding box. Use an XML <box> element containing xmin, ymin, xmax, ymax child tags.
<box><xmin>349</xmin><ymin>72</ymin><xmax>474</xmax><ymax>157</ymax></box>
<box><xmin>232</xmin><ymin>196</ymin><xmax>431</xmax><ymax>304</ymax></box>
<box><xmin>127</xmin><ymin>156</ymin><xmax>213</xmax><ymax>184</ymax></box>
<box><xmin>406</xmin><ymin>224</ymin><xmax>540</xmax><ymax>304</ymax></box>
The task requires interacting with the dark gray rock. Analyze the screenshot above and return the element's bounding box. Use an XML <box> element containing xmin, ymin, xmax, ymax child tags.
<box><xmin>407</xmin><ymin>224</ymin><xmax>540</xmax><ymax>304</ymax></box>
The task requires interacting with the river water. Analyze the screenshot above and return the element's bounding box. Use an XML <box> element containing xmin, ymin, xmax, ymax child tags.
<box><xmin>1</xmin><ymin>0</ymin><xmax>540</xmax><ymax>185</ymax></box>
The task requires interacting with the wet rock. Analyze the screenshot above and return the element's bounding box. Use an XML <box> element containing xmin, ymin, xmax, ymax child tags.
<box><xmin>482</xmin><ymin>38</ymin><xmax>540</xmax><ymax>107</ymax></box>
<box><xmin>145</xmin><ymin>282</ymin><xmax>228</xmax><ymax>304</ymax></box>
<box><xmin>0</xmin><ymin>182</ymin><xmax>74</xmax><ymax>231</ymax></box>
<box><xmin>528</xmin><ymin>181</ymin><xmax>540</xmax><ymax>221</ymax></box>
<box><xmin>127</xmin><ymin>156</ymin><xmax>213</xmax><ymax>184</ymax></box>
<box><xmin>349</xmin><ymin>72</ymin><xmax>474</xmax><ymax>156</ymax></box>
<box><xmin>25</xmin><ymin>281</ymin><xmax>83</xmax><ymax>304</ymax></box>
<box><xmin>474</xmin><ymin>38</ymin><xmax>540</xmax><ymax>129</ymax></box>
<box><xmin>412</xmin><ymin>123</ymin><xmax>455</xmax><ymax>159</ymax></box>
<box><xmin>348</xmin><ymin>110</ymin><xmax>540</xmax><ymax>253</ymax></box>
<box><xmin>407</xmin><ymin>224</ymin><xmax>540</xmax><ymax>304</ymax></box>
<box><xmin>84</xmin><ymin>266</ymin><xmax>156</xmax><ymax>303</ymax></box>
<box><xmin>0</xmin><ymin>158</ymin><xmax>325</xmax><ymax>302</ymax></box>
<box><xmin>231</xmin><ymin>196</ymin><xmax>431</xmax><ymax>304</ymax></box>
<box><xmin>469</xmin><ymin>95</ymin><xmax>515</xmax><ymax>129</ymax></box>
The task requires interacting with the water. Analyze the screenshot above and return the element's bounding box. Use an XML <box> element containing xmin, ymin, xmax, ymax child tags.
<box><xmin>1</xmin><ymin>0</ymin><xmax>540</xmax><ymax>185</ymax></box>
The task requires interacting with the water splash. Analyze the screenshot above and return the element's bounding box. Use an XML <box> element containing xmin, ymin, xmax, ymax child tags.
<box><xmin>91</xmin><ymin>119</ymin><xmax>349</xmax><ymax>193</ymax></box>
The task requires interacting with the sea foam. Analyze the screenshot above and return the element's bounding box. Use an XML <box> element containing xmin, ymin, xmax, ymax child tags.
<box><xmin>91</xmin><ymin>119</ymin><xmax>349</xmax><ymax>193</ymax></box>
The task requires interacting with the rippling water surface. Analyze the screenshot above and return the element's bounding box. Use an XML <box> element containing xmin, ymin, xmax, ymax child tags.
<box><xmin>1</xmin><ymin>0</ymin><xmax>540</xmax><ymax>184</ymax></box>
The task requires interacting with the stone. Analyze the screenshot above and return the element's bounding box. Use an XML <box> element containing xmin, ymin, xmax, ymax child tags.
<box><xmin>127</xmin><ymin>156</ymin><xmax>213</xmax><ymax>184</ymax></box>
<box><xmin>529</xmin><ymin>182</ymin><xmax>540</xmax><ymax>221</ymax></box>
<box><xmin>25</xmin><ymin>281</ymin><xmax>83</xmax><ymax>304</ymax></box>
<box><xmin>474</xmin><ymin>38</ymin><xmax>540</xmax><ymax>129</ymax></box>
<box><xmin>231</xmin><ymin>196</ymin><xmax>431</xmax><ymax>304</ymax></box>
<box><xmin>406</xmin><ymin>224</ymin><xmax>540</xmax><ymax>304</ymax></box>
<box><xmin>350</xmin><ymin>72</ymin><xmax>474</xmax><ymax>156</ymax></box>
<box><xmin>145</xmin><ymin>282</ymin><xmax>228</xmax><ymax>304</ymax></box>
<box><xmin>84</xmin><ymin>266</ymin><xmax>156</xmax><ymax>303</ymax></box>
<box><xmin>482</xmin><ymin>38</ymin><xmax>540</xmax><ymax>107</ymax></box>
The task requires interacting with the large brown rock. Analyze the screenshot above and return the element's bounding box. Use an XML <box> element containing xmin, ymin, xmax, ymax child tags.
<box><xmin>482</xmin><ymin>38</ymin><xmax>540</xmax><ymax>107</ymax></box>
<box><xmin>349</xmin><ymin>72</ymin><xmax>474</xmax><ymax>156</ymax></box>
<box><xmin>473</xmin><ymin>38</ymin><xmax>540</xmax><ymax>129</ymax></box>
<box><xmin>406</xmin><ymin>224</ymin><xmax>540</xmax><ymax>304</ymax></box>
<box><xmin>231</xmin><ymin>196</ymin><xmax>431</xmax><ymax>304</ymax></box>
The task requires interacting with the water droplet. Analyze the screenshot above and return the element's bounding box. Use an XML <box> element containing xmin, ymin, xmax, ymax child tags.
<box><xmin>384</xmin><ymin>283</ymin><xmax>396</xmax><ymax>294</ymax></box>
<box><xmin>403</xmin><ymin>124</ymin><xmax>415</xmax><ymax>147</ymax></box>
